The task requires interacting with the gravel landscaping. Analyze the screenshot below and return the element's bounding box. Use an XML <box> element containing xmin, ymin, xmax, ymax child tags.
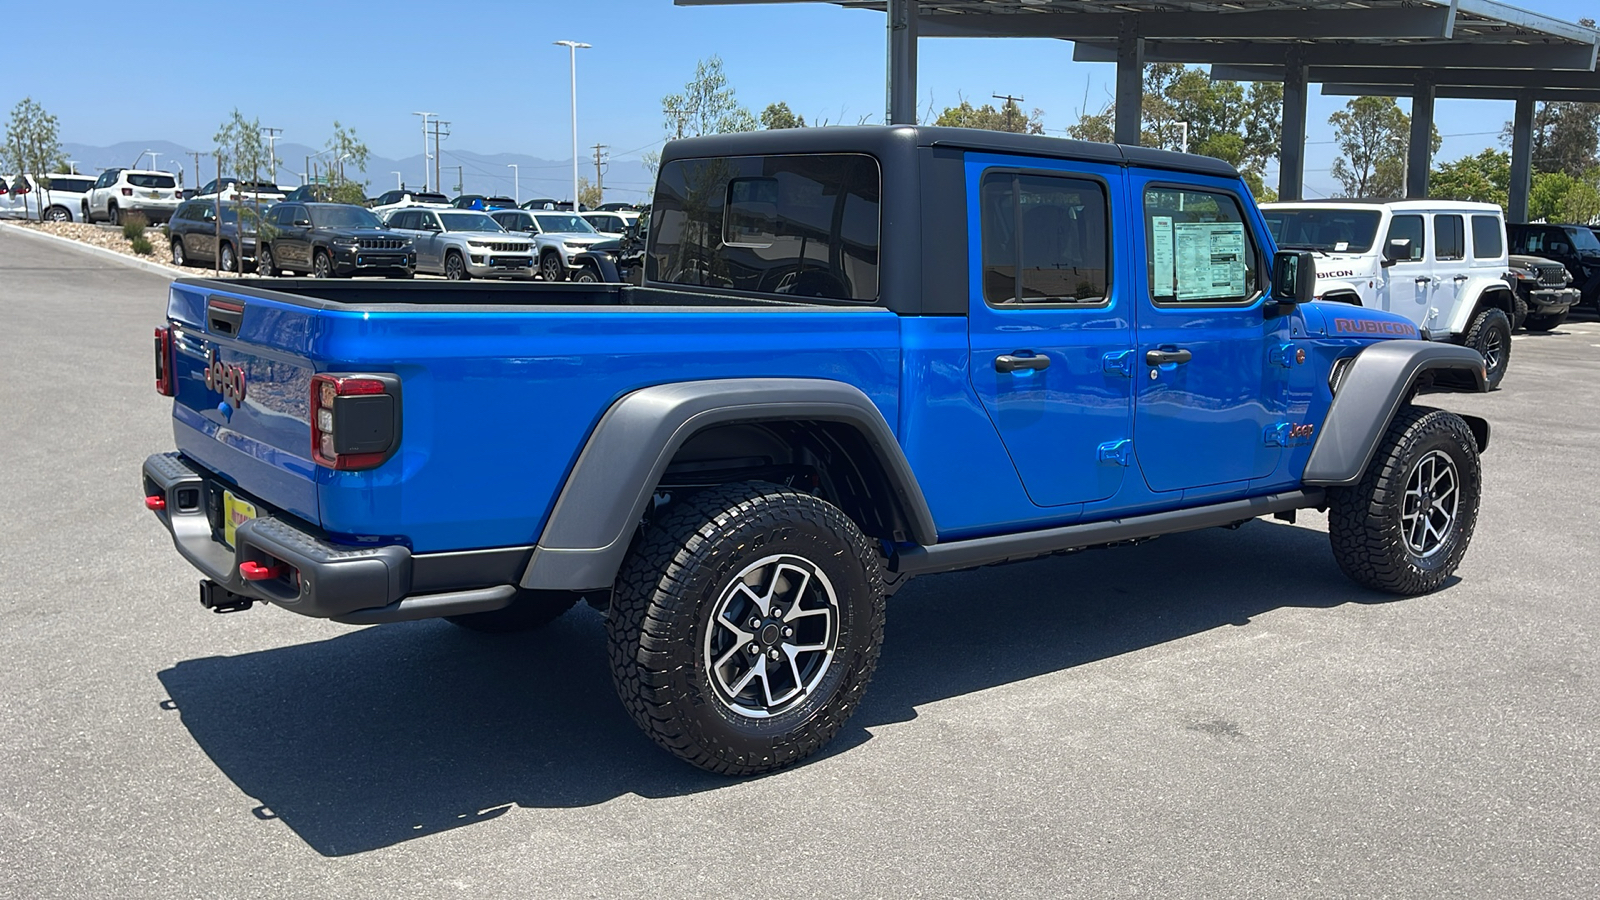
<box><xmin>6</xmin><ymin>220</ymin><xmax>251</xmax><ymax>278</ymax></box>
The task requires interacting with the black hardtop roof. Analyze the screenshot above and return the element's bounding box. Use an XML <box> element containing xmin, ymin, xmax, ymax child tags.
<box><xmin>659</xmin><ymin>124</ymin><xmax>1239</xmax><ymax>179</ymax></box>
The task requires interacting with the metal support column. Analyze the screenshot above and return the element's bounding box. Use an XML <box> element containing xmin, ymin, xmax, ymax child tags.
<box><xmin>886</xmin><ymin>0</ymin><xmax>919</xmax><ymax>125</ymax></box>
<box><xmin>1279</xmin><ymin>48</ymin><xmax>1308</xmax><ymax>201</ymax></box>
<box><xmin>1509</xmin><ymin>92</ymin><xmax>1535</xmax><ymax>222</ymax></box>
<box><xmin>1406</xmin><ymin>75</ymin><xmax>1436</xmax><ymax>198</ymax></box>
<box><xmin>1114</xmin><ymin>20</ymin><xmax>1144</xmax><ymax>146</ymax></box>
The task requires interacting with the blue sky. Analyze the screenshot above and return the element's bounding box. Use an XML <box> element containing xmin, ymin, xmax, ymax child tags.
<box><xmin>1</xmin><ymin>0</ymin><xmax>1594</xmax><ymax>197</ymax></box>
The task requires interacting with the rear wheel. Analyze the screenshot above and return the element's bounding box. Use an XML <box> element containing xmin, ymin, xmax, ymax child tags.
<box><xmin>1523</xmin><ymin>309</ymin><xmax>1568</xmax><ymax>332</ymax></box>
<box><xmin>44</xmin><ymin>205</ymin><xmax>71</xmax><ymax>223</ymax></box>
<box><xmin>1328</xmin><ymin>406</ymin><xmax>1481</xmax><ymax>596</ymax></box>
<box><xmin>607</xmin><ymin>481</ymin><xmax>886</xmax><ymax>776</ymax></box>
<box><xmin>108</xmin><ymin>203</ymin><xmax>120</xmax><ymax>226</ymax></box>
<box><xmin>312</xmin><ymin>250</ymin><xmax>333</xmax><ymax>278</ymax></box>
<box><xmin>444</xmin><ymin>251</ymin><xmax>469</xmax><ymax>280</ymax></box>
<box><xmin>1463</xmin><ymin>307</ymin><xmax>1511</xmax><ymax>389</ymax></box>
<box><xmin>446</xmin><ymin>590</ymin><xmax>578</xmax><ymax>634</ymax></box>
<box><xmin>540</xmin><ymin>251</ymin><xmax>566</xmax><ymax>282</ymax></box>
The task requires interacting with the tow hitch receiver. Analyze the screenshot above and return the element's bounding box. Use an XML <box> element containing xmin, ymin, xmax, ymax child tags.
<box><xmin>199</xmin><ymin>579</ymin><xmax>255</xmax><ymax>613</ymax></box>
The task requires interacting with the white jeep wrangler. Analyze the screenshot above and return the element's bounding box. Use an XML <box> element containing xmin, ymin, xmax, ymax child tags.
<box><xmin>1261</xmin><ymin>199</ymin><xmax>1516</xmax><ymax>388</ymax></box>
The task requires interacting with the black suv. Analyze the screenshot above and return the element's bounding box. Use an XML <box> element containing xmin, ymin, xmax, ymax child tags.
<box><xmin>257</xmin><ymin>202</ymin><xmax>415</xmax><ymax>278</ymax></box>
<box><xmin>1508</xmin><ymin>222</ymin><xmax>1600</xmax><ymax>307</ymax></box>
<box><xmin>167</xmin><ymin>199</ymin><xmax>263</xmax><ymax>272</ymax></box>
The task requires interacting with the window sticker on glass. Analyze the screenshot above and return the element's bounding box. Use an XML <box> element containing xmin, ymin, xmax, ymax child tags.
<box><xmin>1174</xmin><ymin>221</ymin><xmax>1245</xmax><ymax>301</ymax></box>
<box><xmin>1151</xmin><ymin>216</ymin><xmax>1175</xmax><ymax>297</ymax></box>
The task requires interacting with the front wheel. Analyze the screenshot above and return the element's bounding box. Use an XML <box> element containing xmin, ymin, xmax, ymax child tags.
<box><xmin>257</xmin><ymin>245</ymin><xmax>277</xmax><ymax>277</ymax></box>
<box><xmin>312</xmin><ymin>250</ymin><xmax>333</xmax><ymax>278</ymax></box>
<box><xmin>1511</xmin><ymin>293</ymin><xmax>1529</xmax><ymax>331</ymax></box>
<box><xmin>573</xmin><ymin>261</ymin><xmax>602</xmax><ymax>283</ymax></box>
<box><xmin>1327</xmin><ymin>406</ymin><xmax>1481</xmax><ymax>595</ymax></box>
<box><xmin>540</xmin><ymin>252</ymin><xmax>566</xmax><ymax>282</ymax></box>
<box><xmin>444</xmin><ymin>252</ymin><xmax>469</xmax><ymax>280</ymax></box>
<box><xmin>607</xmin><ymin>482</ymin><xmax>886</xmax><ymax>776</ymax></box>
<box><xmin>219</xmin><ymin>242</ymin><xmax>238</xmax><ymax>274</ymax></box>
<box><xmin>1463</xmin><ymin>307</ymin><xmax>1511</xmax><ymax>389</ymax></box>
<box><xmin>1523</xmin><ymin>309</ymin><xmax>1567</xmax><ymax>332</ymax></box>
<box><xmin>170</xmin><ymin>239</ymin><xmax>187</xmax><ymax>267</ymax></box>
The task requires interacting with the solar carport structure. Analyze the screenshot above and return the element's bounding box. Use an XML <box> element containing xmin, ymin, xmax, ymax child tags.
<box><xmin>677</xmin><ymin>0</ymin><xmax>1600</xmax><ymax>219</ymax></box>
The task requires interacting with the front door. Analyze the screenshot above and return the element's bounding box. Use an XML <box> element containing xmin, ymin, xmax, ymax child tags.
<box><xmin>1380</xmin><ymin>213</ymin><xmax>1429</xmax><ymax>321</ymax></box>
<box><xmin>1129</xmin><ymin>175</ymin><xmax>1288</xmax><ymax>494</ymax></box>
<box><xmin>966</xmin><ymin>158</ymin><xmax>1134</xmax><ymax>508</ymax></box>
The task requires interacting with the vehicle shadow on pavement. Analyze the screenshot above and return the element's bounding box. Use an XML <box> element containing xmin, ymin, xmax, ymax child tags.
<box><xmin>157</xmin><ymin>518</ymin><xmax>1419</xmax><ymax>857</ymax></box>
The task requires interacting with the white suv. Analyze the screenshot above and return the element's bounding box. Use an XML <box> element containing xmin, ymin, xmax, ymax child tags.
<box><xmin>1261</xmin><ymin>199</ymin><xmax>1517</xmax><ymax>387</ymax></box>
<box><xmin>0</xmin><ymin>173</ymin><xmax>96</xmax><ymax>221</ymax></box>
<box><xmin>83</xmin><ymin>168</ymin><xmax>181</xmax><ymax>225</ymax></box>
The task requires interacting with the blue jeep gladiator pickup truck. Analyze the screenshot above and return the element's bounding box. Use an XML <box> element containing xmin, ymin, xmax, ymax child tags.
<box><xmin>143</xmin><ymin>126</ymin><xmax>1490</xmax><ymax>775</ymax></box>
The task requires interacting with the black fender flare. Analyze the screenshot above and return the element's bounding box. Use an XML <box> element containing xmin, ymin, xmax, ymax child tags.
<box><xmin>1302</xmin><ymin>341</ymin><xmax>1490</xmax><ymax>487</ymax></box>
<box><xmin>520</xmin><ymin>378</ymin><xmax>937</xmax><ymax>591</ymax></box>
<box><xmin>571</xmin><ymin>249</ymin><xmax>618</xmax><ymax>282</ymax></box>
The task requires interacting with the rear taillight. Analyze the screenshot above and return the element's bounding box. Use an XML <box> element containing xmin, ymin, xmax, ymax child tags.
<box><xmin>121</xmin><ymin>187</ymin><xmax>133</xmax><ymax>196</ymax></box>
<box><xmin>154</xmin><ymin>326</ymin><xmax>174</xmax><ymax>396</ymax></box>
<box><xmin>310</xmin><ymin>374</ymin><xmax>400</xmax><ymax>470</ymax></box>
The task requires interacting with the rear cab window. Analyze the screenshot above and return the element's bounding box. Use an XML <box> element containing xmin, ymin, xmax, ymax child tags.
<box><xmin>1471</xmin><ymin>215</ymin><xmax>1503</xmax><ymax>259</ymax></box>
<box><xmin>650</xmin><ymin>153</ymin><xmax>881</xmax><ymax>302</ymax></box>
<box><xmin>1142</xmin><ymin>185</ymin><xmax>1260</xmax><ymax>305</ymax></box>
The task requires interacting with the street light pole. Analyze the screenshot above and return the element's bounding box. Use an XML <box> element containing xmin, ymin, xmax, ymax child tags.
<box><xmin>392</xmin><ymin>171</ymin><xmax>403</xmax><ymax>190</ymax></box>
<box><xmin>553</xmin><ymin>40</ymin><xmax>591</xmax><ymax>211</ymax></box>
<box><xmin>412</xmin><ymin>111</ymin><xmax>435</xmax><ymax>191</ymax></box>
<box><xmin>507</xmin><ymin>163</ymin><xmax>519</xmax><ymax>204</ymax></box>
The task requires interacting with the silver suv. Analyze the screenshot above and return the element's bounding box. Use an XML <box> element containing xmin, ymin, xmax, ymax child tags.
<box><xmin>385</xmin><ymin>208</ymin><xmax>535</xmax><ymax>280</ymax></box>
<box><xmin>489</xmin><ymin>209</ymin><xmax>610</xmax><ymax>281</ymax></box>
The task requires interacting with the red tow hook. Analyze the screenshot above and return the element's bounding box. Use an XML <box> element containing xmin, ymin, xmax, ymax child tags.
<box><xmin>239</xmin><ymin>560</ymin><xmax>287</xmax><ymax>581</ymax></box>
<box><xmin>144</xmin><ymin>495</ymin><xmax>166</xmax><ymax>510</ymax></box>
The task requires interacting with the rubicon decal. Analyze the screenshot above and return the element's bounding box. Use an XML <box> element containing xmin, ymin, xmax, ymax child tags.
<box><xmin>205</xmin><ymin>350</ymin><xmax>247</xmax><ymax>406</ymax></box>
<box><xmin>1333</xmin><ymin>318</ymin><xmax>1417</xmax><ymax>338</ymax></box>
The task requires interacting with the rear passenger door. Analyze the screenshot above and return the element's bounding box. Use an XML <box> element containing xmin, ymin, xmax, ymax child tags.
<box><xmin>1128</xmin><ymin>174</ymin><xmax>1288</xmax><ymax>495</ymax></box>
<box><xmin>1429</xmin><ymin>212</ymin><xmax>1469</xmax><ymax>330</ymax></box>
<box><xmin>966</xmin><ymin>157</ymin><xmax>1135</xmax><ymax>508</ymax></box>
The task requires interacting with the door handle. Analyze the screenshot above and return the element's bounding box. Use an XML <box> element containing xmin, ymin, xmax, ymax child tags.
<box><xmin>1415</xmin><ymin>276</ymin><xmax>1433</xmax><ymax>284</ymax></box>
<box><xmin>1145</xmin><ymin>348</ymin><xmax>1193</xmax><ymax>366</ymax></box>
<box><xmin>995</xmin><ymin>353</ymin><xmax>1050</xmax><ymax>373</ymax></box>
<box><xmin>1453</xmin><ymin>275</ymin><xmax>1469</xmax><ymax>281</ymax></box>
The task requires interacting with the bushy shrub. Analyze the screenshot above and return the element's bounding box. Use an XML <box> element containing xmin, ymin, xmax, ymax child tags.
<box><xmin>129</xmin><ymin>235</ymin><xmax>154</xmax><ymax>256</ymax></box>
<box><xmin>121</xmin><ymin>212</ymin><xmax>148</xmax><ymax>240</ymax></box>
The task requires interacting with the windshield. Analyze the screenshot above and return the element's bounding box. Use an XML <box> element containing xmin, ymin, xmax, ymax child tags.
<box><xmin>127</xmin><ymin>173</ymin><xmax>176</xmax><ymax>189</ymax></box>
<box><xmin>439</xmin><ymin>212</ymin><xmax>505</xmax><ymax>233</ymax></box>
<box><xmin>534</xmin><ymin>213</ymin><xmax>596</xmax><ymax>234</ymax></box>
<box><xmin>1262</xmin><ymin>208</ymin><xmax>1382</xmax><ymax>253</ymax></box>
<box><xmin>309</xmin><ymin>205</ymin><xmax>383</xmax><ymax>229</ymax></box>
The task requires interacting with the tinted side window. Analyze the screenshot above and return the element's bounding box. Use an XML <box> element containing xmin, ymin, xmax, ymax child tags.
<box><xmin>650</xmin><ymin>153</ymin><xmax>881</xmax><ymax>302</ymax></box>
<box><xmin>1471</xmin><ymin>215</ymin><xmax>1503</xmax><ymax>259</ymax></box>
<box><xmin>393</xmin><ymin>211</ymin><xmax>416</xmax><ymax>229</ymax></box>
<box><xmin>981</xmin><ymin>171</ymin><xmax>1110</xmax><ymax>306</ymax></box>
<box><xmin>1387</xmin><ymin>215</ymin><xmax>1426</xmax><ymax>261</ymax></box>
<box><xmin>1434</xmin><ymin>214</ymin><xmax>1464</xmax><ymax>260</ymax></box>
<box><xmin>1143</xmin><ymin>186</ymin><xmax>1259</xmax><ymax>304</ymax></box>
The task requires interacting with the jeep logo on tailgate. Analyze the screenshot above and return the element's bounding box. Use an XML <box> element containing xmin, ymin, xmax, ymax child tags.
<box><xmin>205</xmin><ymin>349</ymin><xmax>247</xmax><ymax>405</ymax></box>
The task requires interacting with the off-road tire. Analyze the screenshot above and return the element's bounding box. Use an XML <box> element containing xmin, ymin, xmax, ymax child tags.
<box><xmin>170</xmin><ymin>239</ymin><xmax>187</xmax><ymax>267</ymax></box>
<box><xmin>1327</xmin><ymin>406</ymin><xmax>1481</xmax><ymax>596</ymax></box>
<box><xmin>1463</xmin><ymin>307</ymin><xmax>1511</xmax><ymax>389</ymax></box>
<box><xmin>573</xmin><ymin>262</ymin><xmax>602</xmax><ymax>283</ymax></box>
<box><xmin>606</xmin><ymin>481</ymin><xmax>885</xmax><ymax>776</ymax></box>
<box><xmin>445</xmin><ymin>590</ymin><xmax>579</xmax><ymax>634</ymax></box>
<box><xmin>1523</xmin><ymin>309</ymin><xmax>1567</xmax><ymax>332</ymax></box>
<box><xmin>257</xmin><ymin>245</ymin><xmax>277</xmax><ymax>277</ymax></box>
<box><xmin>1511</xmin><ymin>293</ymin><xmax>1529</xmax><ymax>331</ymax></box>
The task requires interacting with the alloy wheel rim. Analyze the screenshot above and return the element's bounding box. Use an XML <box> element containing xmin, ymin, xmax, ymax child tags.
<box><xmin>1402</xmin><ymin>449</ymin><xmax>1459</xmax><ymax>558</ymax></box>
<box><xmin>543</xmin><ymin>257</ymin><xmax>560</xmax><ymax>280</ymax></box>
<box><xmin>702</xmin><ymin>553</ymin><xmax>840</xmax><ymax>719</ymax></box>
<box><xmin>1483</xmin><ymin>329</ymin><xmax>1504</xmax><ymax>370</ymax></box>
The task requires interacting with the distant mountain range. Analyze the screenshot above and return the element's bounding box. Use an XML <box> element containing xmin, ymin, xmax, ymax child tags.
<box><xmin>58</xmin><ymin>140</ymin><xmax>655</xmax><ymax>203</ymax></box>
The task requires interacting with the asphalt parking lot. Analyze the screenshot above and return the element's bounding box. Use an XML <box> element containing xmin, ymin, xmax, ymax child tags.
<box><xmin>2</xmin><ymin>230</ymin><xmax>1597</xmax><ymax>899</ymax></box>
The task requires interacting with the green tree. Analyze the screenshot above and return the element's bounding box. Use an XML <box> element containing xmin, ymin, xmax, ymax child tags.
<box><xmin>661</xmin><ymin>56</ymin><xmax>758</xmax><ymax>140</ymax></box>
<box><xmin>1430</xmin><ymin>149</ymin><xmax>1511</xmax><ymax>209</ymax></box>
<box><xmin>1064</xmin><ymin>103</ymin><xmax>1114</xmax><ymax>143</ymax></box>
<box><xmin>213</xmin><ymin>109</ymin><xmax>268</xmax><ymax>201</ymax></box>
<box><xmin>760</xmin><ymin>102</ymin><xmax>806</xmax><ymax>130</ymax></box>
<box><xmin>324</xmin><ymin>121</ymin><xmax>371</xmax><ymax>205</ymax></box>
<box><xmin>1527</xmin><ymin>169</ymin><xmax>1600</xmax><ymax>223</ymax></box>
<box><xmin>933</xmin><ymin>97</ymin><xmax>1045</xmax><ymax>134</ymax></box>
<box><xmin>2</xmin><ymin>98</ymin><xmax>65</xmax><ymax>221</ymax></box>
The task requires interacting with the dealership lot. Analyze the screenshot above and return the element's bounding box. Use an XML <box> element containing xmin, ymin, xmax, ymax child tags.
<box><xmin>2</xmin><ymin>233</ymin><xmax>1597</xmax><ymax>898</ymax></box>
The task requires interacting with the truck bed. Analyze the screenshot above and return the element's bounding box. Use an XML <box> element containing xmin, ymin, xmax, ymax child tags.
<box><xmin>191</xmin><ymin>277</ymin><xmax>847</xmax><ymax>310</ymax></box>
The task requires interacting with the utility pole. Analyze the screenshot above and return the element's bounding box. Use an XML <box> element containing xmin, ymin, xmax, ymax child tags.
<box><xmin>992</xmin><ymin>93</ymin><xmax>1024</xmax><ymax>132</ymax></box>
<box><xmin>429</xmin><ymin>119</ymin><xmax>451</xmax><ymax>197</ymax></box>
<box><xmin>664</xmin><ymin>98</ymin><xmax>689</xmax><ymax>139</ymax></box>
<box><xmin>412</xmin><ymin>112</ymin><xmax>435</xmax><ymax>191</ymax></box>
<box><xmin>263</xmin><ymin>127</ymin><xmax>282</xmax><ymax>183</ymax></box>
<box><xmin>189</xmin><ymin>151</ymin><xmax>202</xmax><ymax>191</ymax></box>
<box><xmin>304</xmin><ymin>155</ymin><xmax>311</xmax><ymax>186</ymax></box>
<box><xmin>591</xmin><ymin>143</ymin><xmax>608</xmax><ymax>204</ymax></box>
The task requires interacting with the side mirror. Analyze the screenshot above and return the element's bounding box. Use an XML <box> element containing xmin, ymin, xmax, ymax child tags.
<box><xmin>1270</xmin><ymin>250</ymin><xmax>1317</xmax><ymax>305</ymax></box>
<box><xmin>1381</xmin><ymin>237</ymin><xmax>1411</xmax><ymax>267</ymax></box>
